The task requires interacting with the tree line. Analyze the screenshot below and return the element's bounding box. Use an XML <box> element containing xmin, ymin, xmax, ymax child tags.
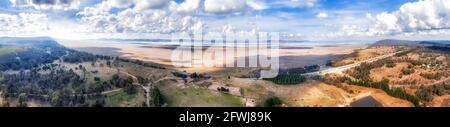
<box><xmin>263</xmin><ymin>74</ymin><xmax>307</xmax><ymax>85</ymax></box>
<box><xmin>415</xmin><ymin>83</ymin><xmax>450</xmax><ymax>102</ymax></box>
<box><xmin>349</xmin><ymin>80</ymin><xmax>421</xmax><ymax>107</ymax></box>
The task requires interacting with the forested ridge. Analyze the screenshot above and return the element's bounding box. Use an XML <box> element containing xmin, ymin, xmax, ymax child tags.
<box><xmin>0</xmin><ymin>38</ymin><xmax>132</xmax><ymax>107</ymax></box>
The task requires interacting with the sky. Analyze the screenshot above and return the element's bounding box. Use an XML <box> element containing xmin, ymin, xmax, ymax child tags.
<box><xmin>1</xmin><ymin>0</ymin><xmax>450</xmax><ymax>42</ymax></box>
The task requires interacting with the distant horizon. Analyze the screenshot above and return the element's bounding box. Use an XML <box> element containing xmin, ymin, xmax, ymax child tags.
<box><xmin>2</xmin><ymin>35</ymin><xmax>450</xmax><ymax>45</ymax></box>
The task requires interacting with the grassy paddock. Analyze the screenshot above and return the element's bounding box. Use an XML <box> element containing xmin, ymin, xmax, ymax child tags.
<box><xmin>161</xmin><ymin>86</ymin><xmax>243</xmax><ymax>107</ymax></box>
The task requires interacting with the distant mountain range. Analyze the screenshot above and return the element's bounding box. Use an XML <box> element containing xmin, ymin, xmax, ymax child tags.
<box><xmin>371</xmin><ymin>39</ymin><xmax>450</xmax><ymax>47</ymax></box>
<box><xmin>418</xmin><ymin>40</ymin><xmax>450</xmax><ymax>46</ymax></box>
<box><xmin>0</xmin><ymin>36</ymin><xmax>62</xmax><ymax>48</ymax></box>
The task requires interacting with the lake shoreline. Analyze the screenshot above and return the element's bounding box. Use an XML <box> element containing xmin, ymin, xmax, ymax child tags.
<box><xmin>58</xmin><ymin>39</ymin><xmax>368</xmax><ymax>73</ymax></box>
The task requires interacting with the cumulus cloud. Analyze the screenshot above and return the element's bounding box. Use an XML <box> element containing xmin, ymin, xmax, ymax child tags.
<box><xmin>134</xmin><ymin>0</ymin><xmax>172</xmax><ymax>11</ymax></box>
<box><xmin>316</xmin><ymin>12</ymin><xmax>328</xmax><ymax>19</ymax></box>
<box><xmin>4</xmin><ymin>0</ymin><xmax>323</xmax><ymax>37</ymax></box>
<box><xmin>0</xmin><ymin>13</ymin><xmax>49</xmax><ymax>34</ymax></box>
<box><xmin>77</xmin><ymin>0</ymin><xmax>204</xmax><ymax>34</ymax></box>
<box><xmin>94</xmin><ymin>0</ymin><xmax>172</xmax><ymax>10</ymax></box>
<box><xmin>76</xmin><ymin>0</ymin><xmax>270</xmax><ymax>34</ymax></box>
<box><xmin>204</xmin><ymin>0</ymin><xmax>249</xmax><ymax>14</ymax></box>
<box><xmin>99</xmin><ymin>0</ymin><xmax>255</xmax><ymax>14</ymax></box>
<box><xmin>171</xmin><ymin>0</ymin><xmax>201</xmax><ymax>13</ymax></box>
<box><xmin>9</xmin><ymin>0</ymin><xmax>81</xmax><ymax>10</ymax></box>
<box><xmin>203</xmin><ymin>0</ymin><xmax>271</xmax><ymax>14</ymax></box>
<box><xmin>202</xmin><ymin>0</ymin><xmax>316</xmax><ymax>14</ymax></box>
<box><xmin>105</xmin><ymin>0</ymin><xmax>134</xmax><ymax>8</ymax></box>
<box><xmin>340</xmin><ymin>0</ymin><xmax>450</xmax><ymax>37</ymax></box>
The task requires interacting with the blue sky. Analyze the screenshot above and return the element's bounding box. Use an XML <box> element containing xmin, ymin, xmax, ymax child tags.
<box><xmin>1</xmin><ymin>0</ymin><xmax>450</xmax><ymax>41</ymax></box>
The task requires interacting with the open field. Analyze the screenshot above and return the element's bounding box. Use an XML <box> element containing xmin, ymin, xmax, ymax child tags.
<box><xmin>58</xmin><ymin>60</ymin><xmax>119</xmax><ymax>85</ymax></box>
<box><xmin>0</xmin><ymin>46</ymin><xmax>26</xmax><ymax>57</ymax></box>
<box><xmin>160</xmin><ymin>85</ymin><xmax>243</xmax><ymax>107</ymax></box>
<box><xmin>0</xmin><ymin>47</ymin><xmax>19</xmax><ymax>56</ymax></box>
<box><xmin>331</xmin><ymin>46</ymin><xmax>397</xmax><ymax>67</ymax></box>
<box><xmin>116</xmin><ymin>60</ymin><xmax>173</xmax><ymax>81</ymax></box>
<box><xmin>105</xmin><ymin>89</ymin><xmax>146</xmax><ymax>107</ymax></box>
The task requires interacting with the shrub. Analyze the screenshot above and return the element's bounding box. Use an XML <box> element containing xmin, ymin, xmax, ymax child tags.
<box><xmin>420</xmin><ymin>72</ymin><xmax>442</xmax><ymax>80</ymax></box>
<box><xmin>401</xmin><ymin>68</ymin><xmax>415</xmax><ymax>75</ymax></box>
<box><xmin>152</xmin><ymin>87</ymin><xmax>164</xmax><ymax>107</ymax></box>
<box><xmin>263</xmin><ymin>74</ymin><xmax>306</xmax><ymax>85</ymax></box>
<box><xmin>217</xmin><ymin>87</ymin><xmax>230</xmax><ymax>93</ymax></box>
<box><xmin>264</xmin><ymin>96</ymin><xmax>282</xmax><ymax>107</ymax></box>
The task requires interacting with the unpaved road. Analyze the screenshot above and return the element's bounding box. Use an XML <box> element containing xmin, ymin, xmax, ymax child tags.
<box><xmin>119</xmin><ymin>71</ymin><xmax>177</xmax><ymax>107</ymax></box>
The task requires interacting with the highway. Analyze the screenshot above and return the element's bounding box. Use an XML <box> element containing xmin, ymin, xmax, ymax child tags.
<box><xmin>303</xmin><ymin>51</ymin><xmax>402</xmax><ymax>76</ymax></box>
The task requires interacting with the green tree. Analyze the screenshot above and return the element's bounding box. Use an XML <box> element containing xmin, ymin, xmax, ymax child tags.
<box><xmin>264</xmin><ymin>96</ymin><xmax>282</xmax><ymax>107</ymax></box>
<box><xmin>106</xmin><ymin>61</ymin><xmax>111</xmax><ymax>67</ymax></box>
<box><xmin>18</xmin><ymin>93</ymin><xmax>28</xmax><ymax>107</ymax></box>
<box><xmin>124</xmin><ymin>84</ymin><xmax>136</xmax><ymax>94</ymax></box>
<box><xmin>152</xmin><ymin>87</ymin><xmax>164</xmax><ymax>107</ymax></box>
<box><xmin>94</xmin><ymin>77</ymin><xmax>101</xmax><ymax>82</ymax></box>
<box><xmin>51</xmin><ymin>91</ymin><xmax>61</xmax><ymax>106</ymax></box>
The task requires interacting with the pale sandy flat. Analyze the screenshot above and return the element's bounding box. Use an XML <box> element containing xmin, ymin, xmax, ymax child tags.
<box><xmin>58</xmin><ymin>39</ymin><xmax>367</xmax><ymax>73</ymax></box>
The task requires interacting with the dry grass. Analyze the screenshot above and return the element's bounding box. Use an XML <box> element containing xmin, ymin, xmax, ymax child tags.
<box><xmin>333</xmin><ymin>46</ymin><xmax>396</xmax><ymax>66</ymax></box>
<box><xmin>285</xmin><ymin>82</ymin><xmax>350</xmax><ymax>107</ymax></box>
<box><xmin>117</xmin><ymin>61</ymin><xmax>173</xmax><ymax>81</ymax></box>
<box><xmin>344</xmin><ymin>85</ymin><xmax>414</xmax><ymax>107</ymax></box>
<box><xmin>60</xmin><ymin>60</ymin><xmax>119</xmax><ymax>84</ymax></box>
<box><xmin>428</xmin><ymin>95</ymin><xmax>450</xmax><ymax>107</ymax></box>
<box><xmin>105</xmin><ymin>89</ymin><xmax>146</xmax><ymax>107</ymax></box>
<box><xmin>160</xmin><ymin>86</ymin><xmax>244</xmax><ymax>107</ymax></box>
<box><xmin>370</xmin><ymin>62</ymin><xmax>443</xmax><ymax>85</ymax></box>
<box><xmin>226</xmin><ymin>77</ymin><xmax>353</xmax><ymax>107</ymax></box>
<box><xmin>370</xmin><ymin>51</ymin><xmax>449</xmax><ymax>88</ymax></box>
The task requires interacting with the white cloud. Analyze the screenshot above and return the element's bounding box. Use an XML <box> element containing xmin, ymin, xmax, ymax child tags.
<box><xmin>344</xmin><ymin>0</ymin><xmax>450</xmax><ymax>36</ymax></box>
<box><xmin>9</xmin><ymin>0</ymin><xmax>81</xmax><ymax>10</ymax></box>
<box><xmin>77</xmin><ymin>0</ymin><xmax>269</xmax><ymax>34</ymax></box>
<box><xmin>171</xmin><ymin>0</ymin><xmax>201</xmax><ymax>13</ymax></box>
<box><xmin>105</xmin><ymin>0</ymin><xmax>134</xmax><ymax>8</ymax></box>
<box><xmin>134</xmin><ymin>0</ymin><xmax>172</xmax><ymax>11</ymax></box>
<box><xmin>270</xmin><ymin>0</ymin><xmax>319</xmax><ymax>8</ymax></box>
<box><xmin>395</xmin><ymin>0</ymin><xmax>450</xmax><ymax>31</ymax></box>
<box><xmin>94</xmin><ymin>0</ymin><xmax>172</xmax><ymax>10</ymax></box>
<box><xmin>0</xmin><ymin>13</ymin><xmax>49</xmax><ymax>34</ymax></box>
<box><xmin>98</xmin><ymin>0</ymin><xmax>262</xmax><ymax>14</ymax></box>
<box><xmin>316</xmin><ymin>12</ymin><xmax>328</xmax><ymax>19</ymax></box>
<box><xmin>204</xmin><ymin>0</ymin><xmax>249</xmax><ymax>14</ymax></box>
<box><xmin>77</xmin><ymin>0</ymin><xmax>204</xmax><ymax>34</ymax></box>
<box><xmin>246</xmin><ymin>0</ymin><xmax>268</xmax><ymax>10</ymax></box>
